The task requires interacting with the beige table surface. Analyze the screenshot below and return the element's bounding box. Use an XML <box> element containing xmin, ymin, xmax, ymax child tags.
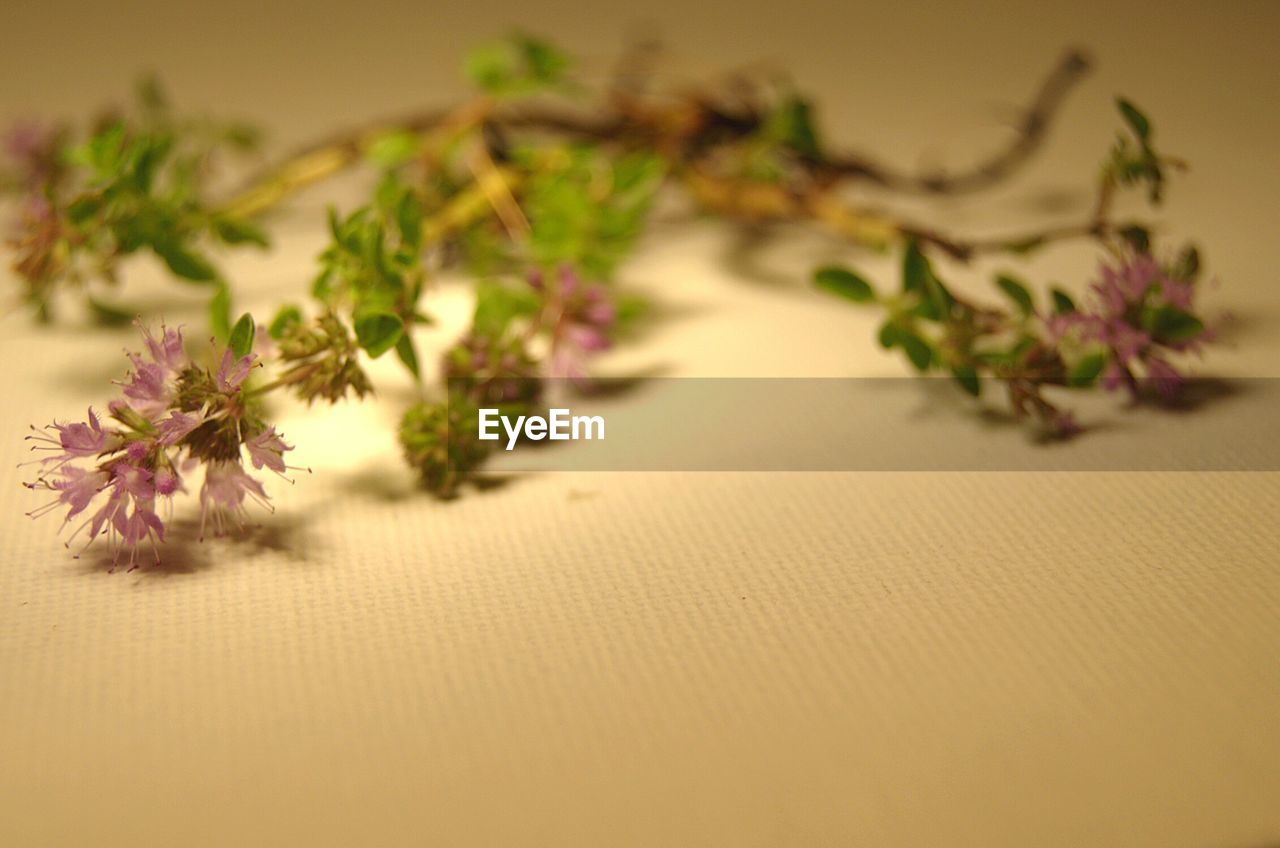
<box><xmin>2</xmin><ymin>1</ymin><xmax>1278</xmax><ymax>845</ymax></box>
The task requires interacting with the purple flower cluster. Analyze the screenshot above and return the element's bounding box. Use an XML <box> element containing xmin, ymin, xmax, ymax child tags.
<box><xmin>530</xmin><ymin>266</ymin><xmax>616</xmax><ymax>380</ymax></box>
<box><xmin>2</xmin><ymin>121</ymin><xmax>58</xmax><ymax>191</ymax></box>
<box><xmin>1046</xmin><ymin>253</ymin><xmax>1210</xmax><ymax>399</ymax></box>
<box><xmin>24</xmin><ymin>321</ymin><xmax>296</xmax><ymax>570</ymax></box>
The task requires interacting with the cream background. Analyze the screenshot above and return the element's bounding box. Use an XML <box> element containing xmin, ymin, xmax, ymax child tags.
<box><xmin>1</xmin><ymin>1</ymin><xmax>1278</xmax><ymax>845</ymax></box>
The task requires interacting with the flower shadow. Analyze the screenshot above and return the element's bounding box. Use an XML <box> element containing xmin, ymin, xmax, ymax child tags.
<box><xmin>74</xmin><ymin>511</ymin><xmax>314</xmax><ymax>577</ymax></box>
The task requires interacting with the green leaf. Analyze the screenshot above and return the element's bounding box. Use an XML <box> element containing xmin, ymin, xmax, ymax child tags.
<box><xmin>1008</xmin><ymin>335</ymin><xmax>1038</xmax><ymax>360</ymax></box>
<box><xmin>222</xmin><ymin>123</ymin><xmax>262</xmax><ymax>151</ymax></box>
<box><xmin>394</xmin><ymin>190</ymin><xmax>424</xmax><ymax>251</ymax></box>
<box><xmin>766</xmin><ymin>97</ymin><xmax>821</xmax><ymax>159</ymax></box>
<box><xmin>66</xmin><ymin>195</ymin><xmax>103</xmax><ymax>224</ymax></box>
<box><xmin>353</xmin><ymin>309</ymin><xmax>404</xmax><ymax>358</ymax></box>
<box><xmin>86</xmin><ymin>295</ymin><xmax>135</xmax><ymax>327</ymax></box>
<box><xmin>1118</xmin><ymin>225</ymin><xmax>1150</xmax><ymax>255</ymax></box>
<box><xmin>612</xmin><ymin>292</ymin><xmax>650</xmax><ymax>337</ymax></box>
<box><xmin>208</xmin><ymin>283</ymin><xmax>232</xmax><ymax>342</ymax></box>
<box><xmin>229</xmin><ymin>312</ymin><xmax>256</xmax><ymax>358</ymax></box>
<box><xmin>951</xmin><ymin>365</ymin><xmax>981</xmax><ymax>397</ymax></box>
<box><xmin>472</xmin><ymin>280</ymin><xmax>541</xmax><ymax>338</ymax></box>
<box><xmin>464</xmin><ymin>32</ymin><xmax>569</xmax><ymax>96</ymax></box>
<box><xmin>327</xmin><ymin>206</ymin><xmax>344</xmax><ymax>243</ymax></box>
<box><xmin>213</xmin><ymin>216</ymin><xmax>270</xmax><ymax>248</ymax></box>
<box><xmin>1006</xmin><ymin>235</ymin><xmax>1045</xmax><ymax>256</ymax></box>
<box><xmin>902</xmin><ymin>240</ymin><xmax>953</xmax><ymax>320</ymax></box>
<box><xmin>1172</xmin><ymin>245</ymin><xmax>1201</xmax><ymax>282</ymax></box>
<box><xmin>1069</xmin><ymin>351</ymin><xmax>1109</xmax><ymax>387</ymax></box>
<box><xmin>995</xmin><ymin>274</ymin><xmax>1034</xmax><ymax>315</ymax></box>
<box><xmin>135</xmin><ymin>74</ymin><xmax>170</xmax><ymax>116</ymax></box>
<box><xmin>155</xmin><ymin>240</ymin><xmax>218</xmax><ymax>283</ymax></box>
<box><xmin>1117</xmin><ymin>98</ymin><xmax>1151</xmax><ymax>141</ymax></box>
<box><xmin>877</xmin><ymin>322</ymin><xmax>899</xmax><ymax>349</ymax></box>
<box><xmin>520</xmin><ymin>34</ymin><xmax>570</xmax><ymax>83</ymax></box>
<box><xmin>1050</xmin><ymin>287</ymin><xmax>1076</xmax><ymax>315</ymax></box>
<box><xmin>898</xmin><ymin>329</ymin><xmax>933</xmax><ymax>372</ymax></box>
<box><xmin>522</xmin><ymin>145</ymin><xmax>663</xmax><ymax>280</ymax></box>
<box><xmin>1145</xmin><ymin>305</ymin><xmax>1205</xmax><ymax>343</ymax></box>
<box><xmin>465</xmin><ymin>42</ymin><xmax>517</xmax><ymax>92</ymax></box>
<box><xmin>268</xmin><ymin>305</ymin><xmax>303</xmax><ymax>339</ymax></box>
<box><xmin>366</xmin><ymin>131</ymin><xmax>421</xmax><ymax>168</ymax></box>
<box><xmin>813</xmin><ymin>265</ymin><xmax>875</xmax><ymax>303</ymax></box>
<box><xmin>394</xmin><ymin>332</ymin><xmax>420</xmax><ymax>379</ymax></box>
<box><xmin>902</xmin><ymin>240</ymin><xmax>928</xmax><ymax>295</ymax></box>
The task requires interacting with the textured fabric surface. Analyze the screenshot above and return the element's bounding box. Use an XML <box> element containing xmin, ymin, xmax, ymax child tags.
<box><xmin>2</xmin><ymin>1</ymin><xmax>1278</xmax><ymax>846</ymax></box>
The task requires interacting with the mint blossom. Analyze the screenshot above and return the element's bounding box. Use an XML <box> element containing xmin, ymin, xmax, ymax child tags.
<box><xmin>199</xmin><ymin>462</ymin><xmax>270</xmax><ymax>538</ymax></box>
<box><xmin>1045</xmin><ymin>252</ymin><xmax>1211</xmax><ymax>399</ymax></box>
<box><xmin>156</xmin><ymin>410</ymin><xmax>203</xmax><ymax>446</ymax></box>
<box><xmin>245</xmin><ymin>427</ymin><xmax>296</xmax><ymax>477</ymax></box>
<box><xmin>114</xmin><ymin>322</ymin><xmax>188</xmax><ymax>417</ymax></box>
<box><xmin>536</xmin><ymin>266</ymin><xmax>616</xmax><ymax>380</ymax></box>
<box><xmin>24</xmin><ymin>407</ymin><xmax>111</xmax><ymax>471</ymax></box>
<box><xmin>215</xmin><ymin>348</ymin><xmax>255</xmax><ymax>392</ymax></box>
<box><xmin>25</xmin><ymin>466</ymin><xmax>108</xmax><ymax>525</ymax></box>
<box><xmin>23</xmin><ymin>320</ymin><xmax>297</xmax><ymax>570</ymax></box>
<box><xmin>2</xmin><ymin>121</ymin><xmax>59</xmax><ymax>191</ymax></box>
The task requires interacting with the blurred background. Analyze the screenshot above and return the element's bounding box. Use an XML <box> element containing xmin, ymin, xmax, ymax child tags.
<box><xmin>1</xmin><ymin>1</ymin><xmax>1278</xmax><ymax>846</ymax></box>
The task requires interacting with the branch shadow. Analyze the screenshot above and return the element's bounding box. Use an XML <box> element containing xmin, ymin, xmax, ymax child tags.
<box><xmin>889</xmin><ymin>375</ymin><xmax>1253</xmax><ymax>445</ymax></box>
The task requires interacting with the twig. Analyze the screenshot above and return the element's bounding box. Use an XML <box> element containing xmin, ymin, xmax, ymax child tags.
<box><xmin>215</xmin><ymin>49</ymin><xmax>1098</xmax><ymax>262</ymax></box>
<box><xmin>819</xmin><ymin>49</ymin><xmax>1093</xmax><ymax>194</ymax></box>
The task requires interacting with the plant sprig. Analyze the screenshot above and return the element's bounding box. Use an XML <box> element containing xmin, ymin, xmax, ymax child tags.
<box><xmin>6</xmin><ymin>33</ymin><xmax>1221</xmax><ymax>524</ymax></box>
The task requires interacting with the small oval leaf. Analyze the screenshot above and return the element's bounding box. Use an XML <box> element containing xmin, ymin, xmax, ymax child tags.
<box><xmin>156</xmin><ymin>241</ymin><xmax>217</xmax><ymax>283</ymax></box>
<box><xmin>229</xmin><ymin>312</ymin><xmax>256</xmax><ymax>358</ymax></box>
<box><xmin>813</xmin><ymin>265</ymin><xmax>875</xmax><ymax>303</ymax></box>
<box><xmin>354</xmin><ymin>310</ymin><xmax>404</xmax><ymax>358</ymax></box>
<box><xmin>995</xmin><ymin>274</ymin><xmax>1034</xmax><ymax>315</ymax></box>
<box><xmin>898</xmin><ymin>329</ymin><xmax>933</xmax><ymax>372</ymax></box>
<box><xmin>1117</xmin><ymin>98</ymin><xmax>1151</xmax><ymax>141</ymax></box>
<box><xmin>1050</xmin><ymin>287</ymin><xmax>1076</xmax><ymax>315</ymax></box>
<box><xmin>951</xmin><ymin>365</ymin><xmax>981</xmax><ymax>397</ymax></box>
<box><xmin>1069</xmin><ymin>351</ymin><xmax>1109</xmax><ymax>387</ymax></box>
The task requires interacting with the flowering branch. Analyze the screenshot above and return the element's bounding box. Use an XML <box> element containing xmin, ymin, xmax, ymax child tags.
<box><xmin>23</xmin><ymin>321</ymin><xmax>299</xmax><ymax>570</ymax></box>
<box><xmin>812</xmin><ymin>97</ymin><xmax>1209</xmax><ymax>435</ymax></box>
<box><xmin>4</xmin><ymin>33</ymin><xmax>1223</xmax><ymax>567</ymax></box>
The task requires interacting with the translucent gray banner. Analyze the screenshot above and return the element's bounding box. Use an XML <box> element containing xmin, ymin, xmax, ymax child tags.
<box><xmin>450</xmin><ymin>378</ymin><xmax>1280</xmax><ymax>471</ymax></box>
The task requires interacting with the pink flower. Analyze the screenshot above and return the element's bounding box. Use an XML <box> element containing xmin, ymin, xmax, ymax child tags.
<box><xmin>25</xmin><ymin>407</ymin><xmax>109</xmax><ymax>470</ymax></box>
<box><xmin>156</xmin><ymin>410</ymin><xmax>205</xmax><ymax>446</ymax></box>
<box><xmin>138</xmin><ymin>321</ymin><xmax>187</xmax><ymax>374</ymax></box>
<box><xmin>114</xmin><ymin>322</ymin><xmax>191</xmax><ymax>418</ymax></box>
<box><xmin>25</xmin><ymin>321</ymin><xmax>295</xmax><ymax>570</ymax></box>
<box><xmin>215</xmin><ymin>348</ymin><xmax>254</xmax><ymax>392</ymax></box>
<box><xmin>1106</xmin><ymin>322</ymin><xmax>1150</xmax><ymax>365</ymax></box>
<box><xmin>1159</xmin><ymin>277</ymin><xmax>1194</xmax><ymax>310</ymax></box>
<box><xmin>118</xmin><ymin>355</ymin><xmax>170</xmax><ymax>417</ymax></box>
<box><xmin>79</xmin><ymin>486</ymin><xmax>127</xmax><ymax>551</ymax></box>
<box><xmin>1048</xmin><ymin>252</ymin><xmax>1212</xmax><ymax>401</ymax></box>
<box><xmin>245</xmin><ymin>427</ymin><xmax>293</xmax><ymax>476</ymax></box>
<box><xmin>154</xmin><ymin>469</ymin><xmax>182</xmax><ymax>496</ymax></box>
<box><xmin>113</xmin><ymin>461</ymin><xmax>155</xmax><ymax>499</ymax></box>
<box><xmin>2</xmin><ymin>121</ymin><xmax>58</xmax><ymax>189</ymax></box>
<box><xmin>1101</xmin><ymin>361</ymin><xmax>1127</xmax><ymax>392</ymax></box>
<box><xmin>59</xmin><ymin>461</ymin><xmax>171</xmax><ymax>570</ymax></box>
<box><xmin>1093</xmin><ymin>255</ymin><xmax>1161</xmax><ymax>315</ymax></box>
<box><xmin>543</xmin><ymin>266</ymin><xmax>617</xmax><ymax>380</ymax></box>
<box><xmin>120</xmin><ymin>502</ymin><xmax>165</xmax><ymax>549</ymax></box>
<box><xmin>24</xmin><ymin>466</ymin><xmax>109</xmax><ymax>524</ymax></box>
<box><xmin>199</xmin><ymin>462</ymin><xmax>271</xmax><ymax>538</ymax></box>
